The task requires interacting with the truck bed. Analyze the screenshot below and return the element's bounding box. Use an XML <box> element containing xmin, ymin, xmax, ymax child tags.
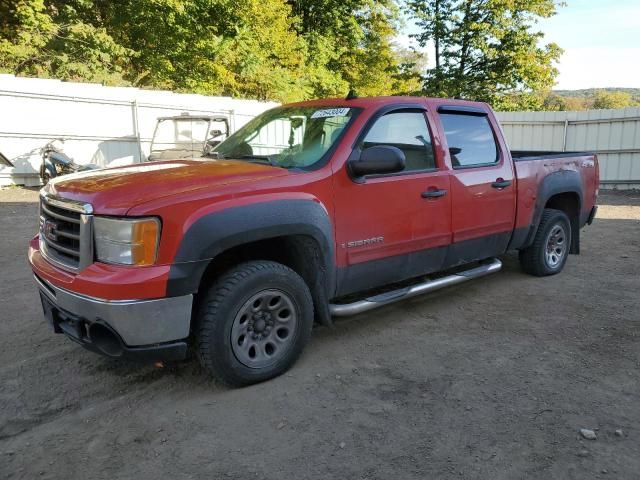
<box><xmin>511</xmin><ymin>150</ymin><xmax>599</xmax><ymax>244</ymax></box>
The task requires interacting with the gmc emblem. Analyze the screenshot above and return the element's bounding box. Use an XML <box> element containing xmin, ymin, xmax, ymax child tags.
<box><xmin>43</xmin><ymin>220</ymin><xmax>58</xmax><ymax>242</ymax></box>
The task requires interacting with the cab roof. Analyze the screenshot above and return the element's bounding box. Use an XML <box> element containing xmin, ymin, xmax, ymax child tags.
<box><xmin>285</xmin><ymin>95</ymin><xmax>491</xmax><ymax>111</ymax></box>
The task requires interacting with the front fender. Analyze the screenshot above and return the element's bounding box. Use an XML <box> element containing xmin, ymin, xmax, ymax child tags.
<box><xmin>40</xmin><ymin>162</ymin><xmax>57</xmax><ymax>179</ymax></box>
<box><xmin>166</xmin><ymin>199</ymin><xmax>335</xmax><ymax>297</ymax></box>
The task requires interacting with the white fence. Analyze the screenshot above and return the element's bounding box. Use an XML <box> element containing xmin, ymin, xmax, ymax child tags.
<box><xmin>0</xmin><ymin>75</ymin><xmax>277</xmax><ymax>186</ymax></box>
<box><xmin>497</xmin><ymin>107</ymin><xmax>640</xmax><ymax>189</ymax></box>
<box><xmin>2</xmin><ymin>78</ymin><xmax>638</xmax><ymax>190</ymax></box>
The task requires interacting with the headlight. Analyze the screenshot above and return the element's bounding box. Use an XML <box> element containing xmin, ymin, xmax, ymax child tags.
<box><xmin>94</xmin><ymin>217</ymin><xmax>160</xmax><ymax>266</ymax></box>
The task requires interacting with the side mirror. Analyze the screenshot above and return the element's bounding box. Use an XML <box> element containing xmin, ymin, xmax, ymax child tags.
<box><xmin>349</xmin><ymin>145</ymin><xmax>406</xmax><ymax>177</ymax></box>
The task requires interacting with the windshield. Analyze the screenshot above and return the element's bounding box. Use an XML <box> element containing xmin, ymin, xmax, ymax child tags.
<box><xmin>152</xmin><ymin>118</ymin><xmax>209</xmax><ymax>153</ymax></box>
<box><xmin>213</xmin><ymin>106</ymin><xmax>357</xmax><ymax>169</ymax></box>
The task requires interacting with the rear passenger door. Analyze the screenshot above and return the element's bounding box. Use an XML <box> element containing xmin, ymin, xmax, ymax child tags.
<box><xmin>436</xmin><ymin>106</ymin><xmax>516</xmax><ymax>266</ymax></box>
<box><xmin>333</xmin><ymin>107</ymin><xmax>452</xmax><ymax>296</ymax></box>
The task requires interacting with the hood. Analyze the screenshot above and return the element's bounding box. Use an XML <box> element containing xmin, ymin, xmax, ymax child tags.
<box><xmin>46</xmin><ymin>159</ymin><xmax>289</xmax><ymax>214</ymax></box>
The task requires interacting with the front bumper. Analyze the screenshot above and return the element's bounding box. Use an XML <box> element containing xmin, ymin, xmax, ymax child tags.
<box><xmin>35</xmin><ymin>275</ymin><xmax>192</xmax><ymax>362</ymax></box>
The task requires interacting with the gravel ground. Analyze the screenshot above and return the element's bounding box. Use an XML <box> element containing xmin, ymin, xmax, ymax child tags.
<box><xmin>1</xmin><ymin>186</ymin><xmax>639</xmax><ymax>479</ymax></box>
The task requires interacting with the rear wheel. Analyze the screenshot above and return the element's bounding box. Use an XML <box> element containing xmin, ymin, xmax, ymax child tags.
<box><xmin>196</xmin><ymin>261</ymin><xmax>313</xmax><ymax>386</ymax></box>
<box><xmin>519</xmin><ymin>208</ymin><xmax>572</xmax><ymax>276</ymax></box>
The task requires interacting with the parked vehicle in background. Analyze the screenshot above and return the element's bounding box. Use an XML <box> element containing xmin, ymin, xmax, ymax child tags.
<box><xmin>29</xmin><ymin>96</ymin><xmax>599</xmax><ymax>386</ymax></box>
<box><xmin>147</xmin><ymin>113</ymin><xmax>230</xmax><ymax>161</ymax></box>
<box><xmin>39</xmin><ymin>139</ymin><xmax>99</xmax><ymax>185</ymax></box>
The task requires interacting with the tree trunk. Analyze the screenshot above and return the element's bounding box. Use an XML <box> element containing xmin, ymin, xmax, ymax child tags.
<box><xmin>434</xmin><ymin>0</ymin><xmax>441</xmax><ymax>71</ymax></box>
<box><xmin>457</xmin><ymin>0</ymin><xmax>473</xmax><ymax>97</ymax></box>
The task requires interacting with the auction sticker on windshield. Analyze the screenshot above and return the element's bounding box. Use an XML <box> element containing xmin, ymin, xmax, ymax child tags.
<box><xmin>311</xmin><ymin>108</ymin><xmax>351</xmax><ymax>119</ymax></box>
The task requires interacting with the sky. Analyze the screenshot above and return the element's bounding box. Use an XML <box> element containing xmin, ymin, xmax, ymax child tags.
<box><xmin>540</xmin><ymin>0</ymin><xmax>640</xmax><ymax>89</ymax></box>
<box><xmin>398</xmin><ymin>0</ymin><xmax>640</xmax><ymax>91</ymax></box>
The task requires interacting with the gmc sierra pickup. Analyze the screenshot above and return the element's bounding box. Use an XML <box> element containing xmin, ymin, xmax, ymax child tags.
<box><xmin>29</xmin><ymin>96</ymin><xmax>599</xmax><ymax>385</ymax></box>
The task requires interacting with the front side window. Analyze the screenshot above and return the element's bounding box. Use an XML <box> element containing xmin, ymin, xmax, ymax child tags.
<box><xmin>439</xmin><ymin>113</ymin><xmax>499</xmax><ymax>167</ymax></box>
<box><xmin>362</xmin><ymin>111</ymin><xmax>436</xmax><ymax>171</ymax></box>
<box><xmin>214</xmin><ymin>106</ymin><xmax>356</xmax><ymax>169</ymax></box>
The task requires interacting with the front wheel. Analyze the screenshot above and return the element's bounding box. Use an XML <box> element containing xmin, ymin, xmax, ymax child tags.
<box><xmin>40</xmin><ymin>164</ymin><xmax>53</xmax><ymax>185</ymax></box>
<box><xmin>519</xmin><ymin>208</ymin><xmax>572</xmax><ymax>276</ymax></box>
<box><xmin>196</xmin><ymin>261</ymin><xmax>313</xmax><ymax>386</ymax></box>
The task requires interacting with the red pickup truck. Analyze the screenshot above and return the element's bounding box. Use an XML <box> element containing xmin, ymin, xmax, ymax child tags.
<box><xmin>29</xmin><ymin>96</ymin><xmax>599</xmax><ymax>385</ymax></box>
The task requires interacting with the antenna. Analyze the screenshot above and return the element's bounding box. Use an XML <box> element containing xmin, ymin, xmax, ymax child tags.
<box><xmin>346</xmin><ymin>89</ymin><xmax>358</xmax><ymax>100</ymax></box>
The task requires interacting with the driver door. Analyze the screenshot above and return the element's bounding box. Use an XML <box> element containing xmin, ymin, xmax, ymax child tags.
<box><xmin>333</xmin><ymin>107</ymin><xmax>452</xmax><ymax>296</ymax></box>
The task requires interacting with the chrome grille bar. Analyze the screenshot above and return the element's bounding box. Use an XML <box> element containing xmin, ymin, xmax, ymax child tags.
<box><xmin>41</xmin><ymin>193</ymin><xmax>93</xmax><ymax>214</ymax></box>
<box><xmin>41</xmin><ymin>203</ymin><xmax>81</xmax><ymax>224</ymax></box>
<box><xmin>39</xmin><ymin>193</ymin><xmax>94</xmax><ymax>272</ymax></box>
<box><xmin>42</xmin><ymin>236</ymin><xmax>81</xmax><ymax>258</ymax></box>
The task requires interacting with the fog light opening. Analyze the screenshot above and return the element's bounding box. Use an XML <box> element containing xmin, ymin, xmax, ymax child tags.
<box><xmin>89</xmin><ymin>323</ymin><xmax>124</xmax><ymax>357</ymax></box>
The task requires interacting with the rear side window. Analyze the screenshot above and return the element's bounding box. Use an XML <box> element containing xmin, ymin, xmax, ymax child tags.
<box><xmin>363</xmin><ymin>111</ymin><xmax>436</xmax><ymax>171</ymax></box>
<box><xmin>439</xmin><ymin>113</ymin><xmax>499</xmax><ymax>167</ymax></box>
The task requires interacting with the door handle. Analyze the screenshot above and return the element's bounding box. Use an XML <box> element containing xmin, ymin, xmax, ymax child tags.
<box><xmin>491</xmin><ymin>179</ymin><xmax>512</xmax><ymax>189</ymax></box>
<box><xmin>421</xmin><ymin>189</ymin><xmax>447</xmax><ymax>199</ymax></box>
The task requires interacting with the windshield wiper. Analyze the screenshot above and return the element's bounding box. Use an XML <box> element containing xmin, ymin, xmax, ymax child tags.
<box><xmin>238</xmin><ymin>155</ymin><xmax>285</xmax><ymax>168</ymax></box>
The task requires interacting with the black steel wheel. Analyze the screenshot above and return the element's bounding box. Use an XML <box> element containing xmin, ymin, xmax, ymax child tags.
<box><xmin>196</xmin><ymin>261</ymin><xmax>313</xmax><ymax>386</ymax></box>
<box><xmin>519</xmin><ymin>208</ymin><xmax>572</xmax><ymax>276</ymax></box>
<box><xmin>230</xmin><ymin>289</ymin><xmax>300</xmax><ymax>369</ymax></box>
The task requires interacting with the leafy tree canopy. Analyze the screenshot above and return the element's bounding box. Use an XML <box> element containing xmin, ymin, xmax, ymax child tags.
<box><xmin>533</xmin><ymin>89</ymin><xmax>640</xmax><ymax>111</ymax></box>
<box><xmin>0</xmin><ymin>0</ymin><xmax>422</xmax><ymax>101</ymax></box>
<box><xmin>1</xmin><ymin>0</ymin><xmax>581</xmax><ymax>111</ymax></box>
<box><xmin>406</xmin><ymin>0</ymin><xmax>562</xmax><ymax>110</ymax></box>
<box><xmin>0</xmin><ymin>0</ymin><xmax>130</xmax><ymax>85</ymax></box>
<box><xmin>591</xmin><ymin>90</ymin><xmax>637</xmax><ymax>110</ymax></box>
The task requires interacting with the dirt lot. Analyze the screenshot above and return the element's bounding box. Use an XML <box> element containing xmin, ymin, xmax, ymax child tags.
<box><xmin>1</xmin><ymin>186</ymin><xmax>639</xmax><ymax>479</ymax></box>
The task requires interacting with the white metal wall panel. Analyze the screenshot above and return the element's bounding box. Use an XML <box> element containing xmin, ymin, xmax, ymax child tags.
<box><xmin>3</xmin><ymin>76</ymin><xmax>639</xmax><ymax>190</ymax></box>
<box><xmin>0</xmin><ymin>74</ymin><xmax>277</xmax><ymax>186</ymax></box>
<box><xmin>497</xmin><ymin>107</ymin><xmax>640</xmax><ymax>189</ymax></box>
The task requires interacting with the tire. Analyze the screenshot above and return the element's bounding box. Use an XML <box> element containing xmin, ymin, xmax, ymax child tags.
<box><xmin>196</xmin><ymin>261</ymin><xmax>313</xmax><ymax>386</ymax></box>
<box><xmin>40</xmin><ymin>165</ymin><xmax>51</xmax><ymax>185</ymax></box>
<box><xmin>519</xmin><ymin>208</ymin><xmax>572</xmax><ymax>277</ymax></box>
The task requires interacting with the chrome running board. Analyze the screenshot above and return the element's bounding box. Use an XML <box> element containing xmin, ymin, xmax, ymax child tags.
<box><xmin>329</xmin><ymin>258</ymin><xmax>502</xmax><ymax>317</ymax></box>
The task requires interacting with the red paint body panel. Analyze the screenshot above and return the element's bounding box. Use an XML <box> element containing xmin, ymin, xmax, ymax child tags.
<box><xmin>435</xmin><ymin>100</ymin><xmax>517</xmax><ymax>242</ymax></box>
<box><xmin>512</xmin><ymin>155</ymin><xmax>599</xmax><ymax>229</ymax></box>
<box><xmin>46</xmin><ymin>159</ymin><xmax>290</xmax><ymax>215</ymax></box>
<box><xmin>333</xmin><ymin>169</ymin><xmax>452</xmax><ymax>266</ymax></box>
<box><xmin>29</xmin><ymin>96</ymin><xmax>599</xmax><ymax>301</ymax></box>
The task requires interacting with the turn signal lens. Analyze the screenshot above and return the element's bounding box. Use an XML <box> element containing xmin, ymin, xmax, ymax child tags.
<box><xmin>130</xmin><ymin>219</ymin><xmax>160</xmax><ymax>265</ymax></box>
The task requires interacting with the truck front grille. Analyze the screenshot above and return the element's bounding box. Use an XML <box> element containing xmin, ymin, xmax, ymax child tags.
<box><xmin>39</xmin><ymin>194</ymin><xmax>93</xmax><ymax>272</ymax></box>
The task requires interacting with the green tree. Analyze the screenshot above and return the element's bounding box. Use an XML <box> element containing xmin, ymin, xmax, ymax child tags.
<box><xmin>95</xmin><ymin>0</ymin><xmax>309</xmax><ymax>101</ymax></box>
<box><xmin>287</xmin><ymin>0</ymin><xmax>423</xmax><ymax>97</ymax></box>
<box><xmin>539</xmin><ymin>92</ymin><xmax>567</xmax><ymax>111</ymax></box>
<box><xmin>537</xmin><ymin>92</ymin><xmax>589</xmax><ymax>111</ymax></box>
<box><xmin>334</xmin><ymin>2</ymin><xmax>424</xmax><ymax>96</ymax></box>
<box><xmin>592</xmin><ymin>90</ymin><xmax>635</xmax><ymax>109</ymax></box>
<box><xmin>406</xmin><ymin>0</ymin><xmax>562</xmax><ymax>110</ymax></box>
<box><xmin>1</xmin><ymin>0</ymin><xmax>424</xmax><ymax>102</ymax></box>
<box><xmin>390</xmin><ymin>45</ymin><xmax>429</xmax><ymax>95</ymax></box>
<box><xmin>0</xmin><ymin>0</ymin><xmax>130</xmax><ymax>84</ymax></box>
